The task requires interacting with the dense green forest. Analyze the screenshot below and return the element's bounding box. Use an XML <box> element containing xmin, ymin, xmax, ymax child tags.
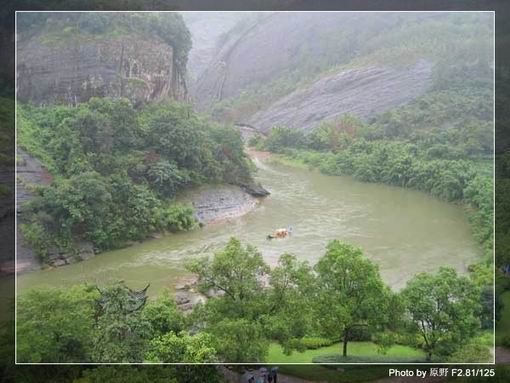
<box><xmin>16</xmin><ymin>238</ymin><xmax>490</xmax><ymax>363</ymax></box>
<box><xmin>17</xmin><ymin>98</ymin><xmax>253</xmax><ymax>261</ymax></box>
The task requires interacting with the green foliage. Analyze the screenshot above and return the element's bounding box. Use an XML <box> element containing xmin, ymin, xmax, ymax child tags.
<box><xmin>186</xmin><ymin>237</ymin><xmax>268</xmax><ymax>304</ymax></box>
<box><xmin>16</xmin><ymin>237</ymin><xmax>489</xmax><ymax>363</ymax></box>
<box><xmin>91</xmin><ymin>283</ymin><xmax>152</xmax><ymax>363</ymax></box>
<box><xmin>141</xmin><ymin>291</ymin><xmax>185</xmax><ymax>337</ymax></box>
<box><xmin>312</xmin><ymin>353</ymin><xmax>425</xmax><ymax>364</ymax></box>
<box><xmin>447</xmin><ymin>343</ymin><xmax>492</xmax><ymax>363</ymax></box>
<box><xmin>258</xmin><ymin>254</ymin><xmax>317</xmax><ymax>355</ymax></box>
<box><xmin>19</xmin><ymin>222</ymin><xmax>50</xmax><ymax>262</ymax></box>
<box><xmin>297</xmin><ymin>336</ymin><xmax>337</xmax><ymax>350</ymax></box>
<box><xmin>366</xmin><ymin>88</ymin><xmax>493</xmax><ymax>157</ymax></box>
<box><xmin>401</xmin><ymin>267</ymin><xmax>481</xmax><ymax>361</ymax></box>
<box><xmin>145</xmin><ymin>331</ymin><xmax>217</xmax><ymax>363</ymax></box>
<box><xmin>18</xmin><ymin>98</ymin><xmax>253</xmax><ymax>258</ymax></box>
<box><xmin>263</xmin><ymin>127</ymin><xmax>307</xmax><ymax>153</ymax></box>
<box><xmin>314</xmin><ymin>240</ymin><xmax>391</xmax><ymax>357</ymax></box>
<box><xmin>308</xmin><ymin>114</ymin><xmax>363</xmax><ymax>152</ymax></box>
<box><xmin>147</xmin><ymin>160</ymin><xmax>189</xmax><ymax>198</ymax></box>
<box><xmin>247</xmin><ymin>134</ymin><xmax>263</xmax><ymax>148</ymax></box>
<box><xmin>16</xmin><ymin>285</ymin><xmax>99</xmax><ymax>363</ymax></box>
<box><xmin>206</xmin><ymin>319</ymin><xmax>268</xmax><ymax>362</ymax></box>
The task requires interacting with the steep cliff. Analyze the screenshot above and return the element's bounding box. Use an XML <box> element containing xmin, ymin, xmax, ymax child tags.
<box><xmin>182</xmin><ymin>12</ymin><xmax>248</xmax><ymax>83</ymax></box>
<box><xmin>17</xmin><ymin>36</ymin><xmax>185</xmax><ymax>106</ymax></box>
<box><xmin>16</xmin><ymin>13</ymin><xmax>190</xmax><ymax>106</ymax></box>
<box><xmin>190</xmin><ymin>12</ymin><xmax>492</xmax><ymax>133</ymax></box>
<box><xmin>249</xmin><ymin>61</ymin><xmax>433</xmax><ymax>133</ymax></box>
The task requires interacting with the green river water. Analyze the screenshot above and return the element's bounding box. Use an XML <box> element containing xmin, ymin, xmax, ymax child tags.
<box><xmin>17</xmin><ymin>157</ymin><xmax>481</xmax><ymax>296</ymax></box>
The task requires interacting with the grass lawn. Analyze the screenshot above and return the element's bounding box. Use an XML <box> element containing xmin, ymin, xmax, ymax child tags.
<box><xmin>267</xmin><ymin>342</ymin><xmax>425</xmax><ymax>382</ymax></box>
<box><xmin>497</xmin><ymin>291</ymin><xmax>510</xmax><ymax>345</ymax></box>
<box><xmin>267</xmin><ymin>341</ymin><xmax>426</xmax><ymax>363</ymax></box>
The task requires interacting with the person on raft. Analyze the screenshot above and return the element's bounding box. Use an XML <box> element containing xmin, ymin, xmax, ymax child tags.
<box><xmin>267</xmin><ymin>226</ymin><xmax>293</xmax><ymax>240</ymax></box>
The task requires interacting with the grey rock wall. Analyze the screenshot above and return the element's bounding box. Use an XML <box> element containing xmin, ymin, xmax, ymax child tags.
<box><xmin>17</xmin><ymin>35</ymin><xmax>186</xmax><ymax>106</ymax></box>
<box><xmin>249</xmin><ymin>61</ymin><xmax>433</xmax><ymax>132</ymax></box>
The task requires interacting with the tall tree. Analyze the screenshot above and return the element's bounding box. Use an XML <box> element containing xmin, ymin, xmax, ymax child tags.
<box><xmin>264</xmin><ymin>253</ymin><xmax>316</xmax><ymax>351</ymax></box>
<box><xmin>314</xmin><ymin>240</ymin><xmax>390</xmax><ymax>357</ymax></box>
<box><xmin>186</xmin><ymin>237</ymin><xmax>269</xmax><ymax>306</ymax></box>
<box><xmin>401</xmin><ymin>267</ymin><xmax>481</xmax><ymax>361</ymax></box>
<box><xmin>91</xmin><ymin>282</ymin><xmax>152</xmax><ymax>362</ymax></box>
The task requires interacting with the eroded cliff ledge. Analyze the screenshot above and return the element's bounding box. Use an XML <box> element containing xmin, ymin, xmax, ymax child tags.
<box><xmin>17</xmin><ymin>35</ymin><xmax>187</xmax><ymax>106</ymax></box>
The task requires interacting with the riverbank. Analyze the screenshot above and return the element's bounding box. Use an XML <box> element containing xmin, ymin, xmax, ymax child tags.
<box><xmin>18</xmin><ymin>154</ymin><xmax>481</xmax><ymax>297</ymax></box>
<box><xmin>15</xmin><ymin>149</ymin><xmax>270</xmax><ymax>274</ymax></box>
<box><xmin>266</xmin><ymin>148</ymin><xmax>493</xmax><ymax>261</ymax></box>
<box><xmin>179</xmin><ymin>184</ymin><xmax>262</xmax><ymax>225</ymax></box>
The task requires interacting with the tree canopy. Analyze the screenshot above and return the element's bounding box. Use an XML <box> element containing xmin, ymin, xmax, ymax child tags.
<box><xmin>17</xmin><ymin>98</ymin><xmax>253</xmax><ymax>261</ymax></box>
<box><xmin>401</xmin><ymin>267</ymin><xmax>481</xmax><ymax>361</ymax></box>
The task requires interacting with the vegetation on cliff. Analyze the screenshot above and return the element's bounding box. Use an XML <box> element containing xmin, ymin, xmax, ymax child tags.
<box><xmin>18</xmin><ymin>12</ymin><xmax>191</xmax><ymax>74</ymax></box>
<box><xmin>17</xmin><ymin>98</ymin><xmax>253</xmax><ymax>261</ymax></box>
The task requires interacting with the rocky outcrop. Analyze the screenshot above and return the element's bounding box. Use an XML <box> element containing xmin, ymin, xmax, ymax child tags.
<box><xmin>173</xmin><ymin>275</ymin><xmax>225</xmax><ymax>312</ymax></box>
<box><xmin>17</xmin><ymin>34</ymin><xmax>186</xmax><ymax>106</ymax></box>
<box><xmin>249</xmin><ymin>61</ymin><xmax>433</xmax><ymax>133</ymax></box>
<box><xmin>191</xmin><ymin>12</ymin><xmax>427</xmax><ymax>111</ymax></box>
<box><xmin>190</xmin><ymin>13</ymin><xmax>440</xmax><ymax>132</ymax></box>
<box><xmin>16</xmin><ymin>149</ymin><xmax>96</xmax><ymax>272</ymax></box>
<box><xmin>16</xmin><ymin>149</ymin><xmax>51</xmax><ymax>273</ymax></box>
<box><xmin>180</xmin><ymin>184</ymin><xmax>268</xmax><ymax>225</ymax></box>
<box><xmin>16</xmin><ymin>149</ymin><xmax>52</xmax><ymax>211</ymax></box>
<box><xmin>238</xmin><ymin>181</ymin><xmax>270</xmax><ymax>197</ymax></box>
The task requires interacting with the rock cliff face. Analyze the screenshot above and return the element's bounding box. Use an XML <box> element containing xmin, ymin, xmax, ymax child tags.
<box><xmin>179</xmin><ymin>184</ymin><xmax>266</xmax><ymax>225</ymax></box>
<box><xmin>17</xmin><ymin>35</ymin><xmax>187</xmax><ymax>106</ymax></box>
<box><xmin>190</xmin><ymin>12</ymin><xmax>437</xmax><ymax>131</ymax></box>
<box><xmin>249</xmin><ymin>61</ymin><xmax>433</xmax><ymax>133</ymax></box>
<box><xmin>182</xmin><ymin>12</ymin><xmax>247</xmax><ymax>83</ymax></box>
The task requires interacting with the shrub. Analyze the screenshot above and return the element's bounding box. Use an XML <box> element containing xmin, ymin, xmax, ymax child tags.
<box><xmin>447</xmin><ymin>343</ymin><xmax>492</xmax><ymax>363</ymax></box>
<box><xmin>299</xmin><ymin>337</ymin><xmax>337</xmax><ymax>350</ymax></box>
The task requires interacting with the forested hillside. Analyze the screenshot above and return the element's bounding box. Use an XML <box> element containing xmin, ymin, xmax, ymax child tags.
<box><xmin>17</xmin><ymin>98</ymin><xmax>253</xmax><ymax>263</ymax></box>
<box><xmin>191</xmin><ymin>12</ymin><xmax>493</xmax><ymax>146</ymax></box>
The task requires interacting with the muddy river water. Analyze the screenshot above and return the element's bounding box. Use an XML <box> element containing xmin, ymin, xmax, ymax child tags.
<box><xmin>17</xmin><ymin>157</ymin><xmax>481</xmax><ymax>295</ymax></box>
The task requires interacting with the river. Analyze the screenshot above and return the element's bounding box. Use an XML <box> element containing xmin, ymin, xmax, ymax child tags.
<box><xmin>17</xmin><ymin>156</ymin><xmax>481</xmax><ymax>295</ymax></box>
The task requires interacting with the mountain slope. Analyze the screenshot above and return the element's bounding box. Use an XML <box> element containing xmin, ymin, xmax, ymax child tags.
<box><xmin>190</xmin><ymin>12</ymin><xmax>493</xmax><ymax>137</ymax></box>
